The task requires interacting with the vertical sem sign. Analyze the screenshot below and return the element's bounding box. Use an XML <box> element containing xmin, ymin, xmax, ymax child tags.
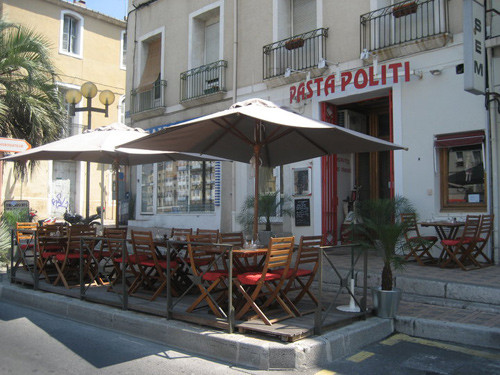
<box><xmin>464</xmin><ymin>0</ymin><xmax>486</xmax><ymax>95</ymax></box>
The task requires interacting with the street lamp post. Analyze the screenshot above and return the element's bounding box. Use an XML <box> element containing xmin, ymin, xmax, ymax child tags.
<box><xmin>65</xmin><ymin>82</ymin><xmax>115</xmax><ymax>218</ymax></box>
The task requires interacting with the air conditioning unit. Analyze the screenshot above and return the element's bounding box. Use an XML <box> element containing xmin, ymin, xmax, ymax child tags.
<box><xmin>337</xmin><ymin>110</ymin><xmax>367</xmax><ymax>134</ymax></box>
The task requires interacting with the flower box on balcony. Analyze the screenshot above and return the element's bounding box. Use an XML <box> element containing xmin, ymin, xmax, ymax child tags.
<box><xmin>393</xmin><ymin>2</ymin><xmax>418</xmax><ymax>18</ymax></box>
<box><xmin>285</xmin><ymin>37</ymin><xmax>305</xmax><ymax>50</ymax></box>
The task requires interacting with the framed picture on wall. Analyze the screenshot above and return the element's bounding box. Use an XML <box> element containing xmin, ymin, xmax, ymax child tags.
<box><xmin>293</xmin><ymin>167</ymin><xmax>311</xmax><ymax>196</ymax></box>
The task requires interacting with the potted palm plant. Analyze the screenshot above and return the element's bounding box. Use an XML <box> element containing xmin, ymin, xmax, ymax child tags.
<box><xmin>237</xmin><ymin>191</ymin><xmax>293</xmax><ymax>244</ymax></box>
<box><xmin>352</xmin><ymin>196</ymin><xmax>415</xmax><ymax>318</ymax></box>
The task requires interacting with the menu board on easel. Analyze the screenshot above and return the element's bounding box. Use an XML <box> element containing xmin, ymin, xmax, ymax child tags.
<box><xmin>294</xmin><ymin>198</ymin><xmax>311</xmax><ymax>227</ymax></box>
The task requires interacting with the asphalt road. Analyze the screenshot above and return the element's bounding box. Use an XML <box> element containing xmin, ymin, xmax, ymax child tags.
<box><xmin>1</xmin><ymin>298</ymin><xmax>500</xmax><ymax>374</ymax></box>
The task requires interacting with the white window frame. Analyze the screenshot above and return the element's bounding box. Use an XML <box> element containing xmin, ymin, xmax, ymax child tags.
<box><xmin>273</xmin><ymin>0</ymin><xmax>321</xmax><ymax>41</ymax></box>
<box><xmin>188</xmin><ymin>1</ymin><xmax>224</xmax><ymax>70</ymax></box>
<box><xmin>136</xmin><ymin>27</ymin><xmax>165</xmax><ymax>89</ymax></box>
<box><xmin>120</xmin><ymin>30</ymin><xmax>127</xmax><ymax>70</ymax></box>
<box><xmin>59</xmin><ymin>10</ymin><xmax>84</xmax><ymax>59</ymax></box>
<box><xmin>118</xmin><ymin>95</ymin><xmax>126</xmax><ymax>124</ymax></box>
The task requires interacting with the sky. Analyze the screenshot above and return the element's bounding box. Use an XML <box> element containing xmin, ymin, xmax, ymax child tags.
<box><xmin>79</xmin><ymin>0</ymin><xmax>128</xmax><ymax>20</ymax></box>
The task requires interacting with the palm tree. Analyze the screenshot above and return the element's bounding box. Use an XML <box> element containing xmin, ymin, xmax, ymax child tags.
<box><xmin>0</xmin><ymin>18</ymin><xmax>66</xmax><ymax>175</ymax></box>
<box><xmin>352</xmin><ymin>196</ymin><xmax>415</xmax><ymax>291</ymax></box>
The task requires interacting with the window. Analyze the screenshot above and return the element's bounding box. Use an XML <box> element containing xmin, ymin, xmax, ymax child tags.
<box><xmin>276</xmin><ymin>0</ymin><xmax>317</xmax><ymax>40</ymax></box>
<box><xmin>189</xmin><ymin>4</ymin><xmax>222</xmax><ymax>68</ymax></box>
<box><xmin>58</xmin><ymin>86</ymin><xmax>81</xmax><ymax>137</ymax></box>
<box><xmin>141</xmin><ymin>164</ymin><xmax>154</xmax><ymax>213</ymax></box>
<box><xmin>436</xmin><ymin>131</ymin><xmax>486</xmax><ymax>210</ymax></box>
<box><xmin>157</xmin><ymin>161</ymin><xmax>216</xmax><ymax>213</ymax></box>
<box><xmin>118</xmin><ymin>95</ymin><xmax>126</xmax><ymax>124</ymax></box>
<box><xmin>120</xmin><ymin>31</ymin><xmax>127</xmax><ymax>69</ymax></box>
<box><xmin>60</xmin><ymin>11</ymin><xmax>83</xmax><ymax>58</ymax></box>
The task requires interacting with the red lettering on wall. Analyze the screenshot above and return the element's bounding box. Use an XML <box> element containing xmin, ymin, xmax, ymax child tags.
<box><xmin>354</xmin><ymin>69</ymin><xmax>368</xmax><ymax>89</ymax></box>
<box><xmin>324</xmin><ymin>75</ymin><xmax>336</xmax><ymax>96</ymax></box>
<box><xmin>341</xmin><ymin>72</ymin><xmax>352</xmax><ymax>91</ymax></box>
<box><xmin>306</xmin><ymin>79</ymin><xmax>314</xmax><ymax>99</ymax></box>
<box><xmin>369</xmin><ymin>66</ymin><xmax>379</xmax><ymax>86</ymax></box>
<box><xmin>388</xmin><ymin>63</ymin><xmax>402</xmax><ymax>83</ymax></box>
<box><xmin>290</xmin><ymin>86</ymin><xmax>297</xmax><ymax>104</ymax></box>
<box><xmin>297</xmin><ymin>82</ymin><xmax>305</xmax><ymax>103</ymax></box>
<box><xmin>314</xmin><ymin>77</ymin><xmax>324</xmax><ymax>96</ymax></box>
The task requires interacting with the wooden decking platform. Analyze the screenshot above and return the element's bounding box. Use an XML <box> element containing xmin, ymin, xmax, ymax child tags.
<box><xmin>9</xmin><ymin>269</ymin><xmax>369</xmax><ymax>343</ymax></box>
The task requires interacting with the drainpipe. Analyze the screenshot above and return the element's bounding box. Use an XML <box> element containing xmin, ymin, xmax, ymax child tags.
<box><xmin>486</xmin><ymin>0</ymin><xmax>498</xmax><ymax>264</ymax></box>
<box><xmin>231</xmin><ymin>0</ymin><xmax>239</xmax><ymax>231</ymax></box>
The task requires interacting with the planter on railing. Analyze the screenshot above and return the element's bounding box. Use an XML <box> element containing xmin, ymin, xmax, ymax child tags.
<box><xmin>392</xmin><ymin>1</ymin><xmax>418</xmax><ymax>18</ymax></box>
<box><xmin>285</xmin><ymin>37</ymin><xmax>305</xmax><ymax>50</ymax></box>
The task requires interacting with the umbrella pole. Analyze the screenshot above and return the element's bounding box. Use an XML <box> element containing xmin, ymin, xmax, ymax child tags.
<box><xmin>113</xmin><ymin>161</ymin><xmax>120</xmax><ymax>228</ymax></box>
<box><xmin>253</xmin><ymin>144</ymin><xmax>260</xmax><ymax>242</ymax></box>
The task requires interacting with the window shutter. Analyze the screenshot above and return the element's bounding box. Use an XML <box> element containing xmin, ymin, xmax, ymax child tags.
<box><xmin>139</xmin><ymin>38</ymin><xmax>161</xmax><ymax>91</ymax></box>
<box><xmin>63</xmin><ymin>16</ymin><xmax>70</xmax><ymax>51</ymax></box>
<box><xmin>292</xmin><ymin>0</ymin><xmax>316</xmax><ymax>35</ymax></box>
<box><xmin>205</xmin><ymin>22</ymin><xmax>219</xmax><ymax>64</ymax></box>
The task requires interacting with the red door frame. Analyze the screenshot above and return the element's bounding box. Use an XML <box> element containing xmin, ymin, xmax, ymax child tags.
<box><xmin>321</xmin><ymin>102</ymin><xmax>338</xmax><ymax>245</ymax></box>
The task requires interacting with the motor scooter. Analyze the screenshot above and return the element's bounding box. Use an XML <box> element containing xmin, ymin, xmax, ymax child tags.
<box><xmin>64</xmin><ymin>207</ymin><xmax>104</xmax><ymax>227</ymax></box>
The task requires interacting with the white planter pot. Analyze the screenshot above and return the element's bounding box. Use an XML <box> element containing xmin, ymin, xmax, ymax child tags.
<box><xmin>371</xmin><ymin>287</ymin><xmax>402</xmax><ymax>319</ymax></box>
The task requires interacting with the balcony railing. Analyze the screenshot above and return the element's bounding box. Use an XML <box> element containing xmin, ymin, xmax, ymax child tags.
<box><xmin>360</xmin><ymin>0</ymin><xmax>449</xmax><ymax>54</ymax></box>
<box><xmin>130</xmin><ymin>80</ymin><xmax>167</xmax><ymax>114</ymax></box>
<box><xmin>180</xmin><ymin>60</ymin><xmax>227</xmax><ymax>102</ymax></box>
<box><xmin>263</xmin><ymin>27</ymin><xmax>328</xmax><ymax>80</ymax></box>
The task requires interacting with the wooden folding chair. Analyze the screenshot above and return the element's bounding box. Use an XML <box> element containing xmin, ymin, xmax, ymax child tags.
<box><xmin>129</xmin><ymin>230</ymin><xmax>178</xmax><ymax>300</ymax></box>
<box><xmin>469</xmin><ymin>214</ymin><xmax>494</xmax><ymax>266</ymax></box>
<box><xmin>196</xmin><ymin>228</ymin><xmax>220</xmax><ymax>242</ymax></box>
<box><xmin>401</xmin><ymin>213</ymin><xmax>437</xmax><ymax>265</ymax></box>
<box><xmin>440</xmin><ymin>215</ymin><xmax>481</xmax><ymax>270</ymax></box>
<box><xmin>233</xmin><ymin>236</ymin><xmax>295</xmax><ymax>325</ymax></box>
<box><xmin>170</xmin><ymin>227</ymin><xmax>193</xmax><ymax>241</ymax></box>
<box><xmin>53</xmin><ymin>225</ymin><xmax>96</xmax><ymax>288</ymax></box>
<box><xmin>36</xmin><ymin>224</ymin><xmax>67</xmax><ymax>283</ymax></box>
<box><xmin>278</xmin><ymin>235</ymin><xmax>323</xmax><ymax>316</ymax></box>
<box><xmin>92</xmin><ymin>228</ymin><xmax>127</xmax><ymax>286</ymax></box>
<box><xmin>14</xmin><ymin>222</ymin><xmax>38</xmax><ymax>270</ymax></box>
<box><xmin>218</xmin><ymin>232</ymin><xmax>244</xmax><ymax>247</ymax></box>
<box><xmin>186</xmin><ymin>234</ymin><xmax>228</xmax><ymax>317</ymax></box>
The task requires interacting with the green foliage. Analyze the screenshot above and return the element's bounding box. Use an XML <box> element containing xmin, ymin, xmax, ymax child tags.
<box><xmin>237</xmin><ymin>191</ymin><xmax>294</xmax><ymax>234</ymax></box>
<box><xmin>0</xmin><ymin>17</ymin><xmax>66</xmax><ymax>177</ymax></box>
<box><xmin>352</xmin><ymin>196</ymin><xmax>415</xmax><ymax>291</ymax></box>
<box><xmin>2</xmin><ymin>208</ymin><xmax>29</xmax><ymax>228</ymax></box>
<box><xmin>0</xmin><ymin>220</ymin><xmax>11</xmax><ymax>265</ymax></box>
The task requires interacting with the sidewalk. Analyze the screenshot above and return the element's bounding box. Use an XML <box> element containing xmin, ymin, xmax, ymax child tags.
<box><xmin>1</xmin><ymin>260</ymin><xmax>499</xmax><ymax>370</ymax></box>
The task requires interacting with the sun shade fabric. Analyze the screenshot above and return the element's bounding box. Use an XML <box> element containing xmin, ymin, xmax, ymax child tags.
<box><xmin>138</xmin><ymin>38</ymin><xmax>161</xmax><ymax>92</ymax></box>
<box><xmin>122</xmin><ymin>98</ymin><xmax>406</xmax><ymax>168</ymax></box>
<box><xmin>434</xmin><ymin>130</ymin><xmax>485</xmax><ymax>148</ymax></box>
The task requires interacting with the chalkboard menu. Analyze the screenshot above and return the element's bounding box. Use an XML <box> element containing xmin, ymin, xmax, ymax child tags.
<box><xmin>294</xmin><ymin>199</ymin><xmax>311</xmax><ymax>227</ymax></box>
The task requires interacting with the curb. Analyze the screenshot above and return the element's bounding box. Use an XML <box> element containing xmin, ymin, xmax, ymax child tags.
<box><xmin>395</xmin><ymin>316</ymin><xmax>500</xmax><ymax>350</ymax></box>
<box><xmin>0</xmin><ymin>280</ymin><xmax>393</xmax><ymax>370</ymax></box>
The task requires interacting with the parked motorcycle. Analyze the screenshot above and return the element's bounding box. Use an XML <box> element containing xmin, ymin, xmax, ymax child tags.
<box><xmin>64</xmin><ymin>207</ymin><xmax>104</xmax><ymax>228</ymax></box>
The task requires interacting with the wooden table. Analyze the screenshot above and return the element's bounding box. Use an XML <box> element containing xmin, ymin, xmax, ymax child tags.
<box><xmin>419</xmin><ymin>220</ymin><xmax>465</xmax><ymax>240</ymax></box>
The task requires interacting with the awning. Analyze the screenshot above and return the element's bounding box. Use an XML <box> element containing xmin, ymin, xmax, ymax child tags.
<box><xmin>434</xmin><ymin>130</ymin><xmax>485</xmax><ymax>148</ymax></box>
<box><xmin>138</xmin><ymin>38</ymin><xmax>161</xmax><ymax>92</ymax></box>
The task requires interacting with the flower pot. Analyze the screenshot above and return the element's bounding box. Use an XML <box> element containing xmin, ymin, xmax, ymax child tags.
<box><xmin>392</xmin><ymin>2</ymin><xmax>418</xmax><ymax>18</ymax></box>
<box><xmin>371</xmin><ymin>287</ymin><xmax>401</xmax><ymax>318</ymax></box>
<box><xmin>285</xmin><ymin>38</ymin><xmax>305</xmax><ymax>50</ymax></box>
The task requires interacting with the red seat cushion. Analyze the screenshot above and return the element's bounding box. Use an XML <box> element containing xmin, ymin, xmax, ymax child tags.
<box><xmin>54</xmin><ymin>253</ymin><xmax>88</xmax><ymax>261</ymax></box>
<box><xmin>202</xmin><ymin>271</ymin><xmax>228</xmax><ymax>281</ymax></box>
<box><xmin>237</xmin><ymin>272</ymin><xmax>280</xmax><ymax>285</ymax></box>
<box><xmin>408</xmin><ymin>236</ymin><xmax>437</xmax><ymax>242</ymax></box>
<box><xmin>140</xmin><ymin>259</ymin><xmax>178</xmax><ymax>269</ymax></box>
<box><xmin>442</xmin><ymin>237</ymin><xmax>474</xmax><ymax>246</ymax></box>
<box><xmin>19</xmin><ymin>244</ymin><xmax>35</xmax><ymax>251</ymax></box>
<box><xmin>114</xmin><ymin>254</ymin><xmax>149</xmax><ymax>264</ymax></box>
<box><xmin>41</xmin><ymin>251</ymin><xmax>61</xmax><ymax>258</ymax></box>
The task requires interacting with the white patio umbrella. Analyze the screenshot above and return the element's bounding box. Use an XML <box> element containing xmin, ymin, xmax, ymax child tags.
<box><xmin>122</xmin><ymin>99</ymin><xmax>407</xmax><ymax>240</ymax></box>
<box><xmin>3</xmin><ymin>122</ymin><xmax>223</xmax><ymax>227</ymax></box>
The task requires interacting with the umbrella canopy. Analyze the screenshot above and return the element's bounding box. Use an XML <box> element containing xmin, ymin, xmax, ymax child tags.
<box><xmin>3</xmin><ymin>122</ymin><xmax>223</xmax><ymax>227</ymax></box>
<box><xmin>122</xmin><ymin>98</ymin><xmax>407</xmax><ymax>239</ymax></box>
<box><xmin>2</xmin><ymin>122</ymin><xmax>214</xmax><ymax>165</ymax></box>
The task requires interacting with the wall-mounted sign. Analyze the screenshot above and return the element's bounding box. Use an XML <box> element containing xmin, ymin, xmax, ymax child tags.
<box><xmin>463</xmin><ymin>0</ymin><xmax>486</xmax><ymax>95</ymax></box>
<box><xmin>294</xmin><ymin>198</ymin><xmax>311</xmax><ymax>227</ymax></box>
<box><xmin>0</xmin><ymin>137</ymin><xmax>31</xmax><ymax>153</ymax></box>
<box><xmin>290</xmin><ymin>61</ymin><xmax>411</xmax><ymax>103</ymax></box>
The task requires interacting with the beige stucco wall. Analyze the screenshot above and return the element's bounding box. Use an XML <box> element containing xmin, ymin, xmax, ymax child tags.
<box><xmin>1</xmin><ymin>0</ymin><xmax>126</xmax><ymax>221</ymax></box>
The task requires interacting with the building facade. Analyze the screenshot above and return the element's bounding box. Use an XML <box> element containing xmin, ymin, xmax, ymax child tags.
<box><xmin>126</xmin><ymin>0</ymin><xmax>499</xmax><ymax>262</ymax></box>
<box><xmin>1</xmin><ymin>0</ymin><xmax>127</xmax><ymax>222</ymax></box>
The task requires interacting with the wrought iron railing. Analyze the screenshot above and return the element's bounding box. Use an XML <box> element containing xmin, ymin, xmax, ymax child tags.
<box><xmin>130</xmin><ymin>79</ymin><xmax>167</xmax><ymax>114</ymax></box>
<box><xmin>263</xmin><ymin>27</ymin><xmax>328</xmax><ymax>80</ymax></box>
<box><xmin>360</xmin><ymin>0</ymin><xmax>449</xmax><ymax>53</ymax></box>
<box><xmin>180</xmin><ymin>60</ymin><xmax>227</xmax><ymax>102</ymax></box>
